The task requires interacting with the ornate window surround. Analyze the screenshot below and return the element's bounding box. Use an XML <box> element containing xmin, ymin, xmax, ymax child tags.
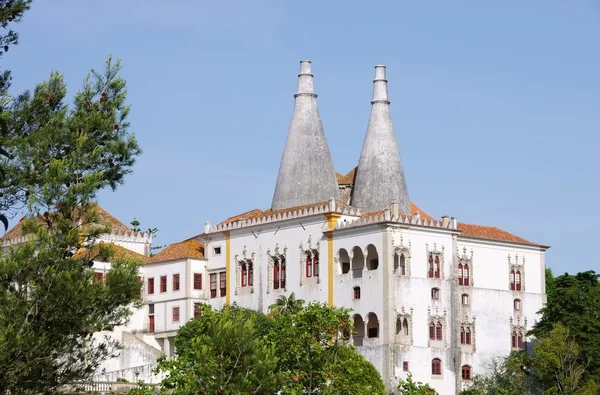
<box><xmin>427</xmin><ymin>306</ymin><xmax>448</xmax><ymax>348</ymax></box>
<box><xmin>300</xmin><ymin>235</ymin><xmax>320</xmax><ymax>286</ymax></box>
<box><xmin>508</xmin><ymin>253</ymin><xmax>525</xmax><ymax>292</ymax></box>
<box><xmin>267</xmin><ymin>243</ymin><xmax>287</xmax><ymax>294</ymax></box>
<box><xmin>460</xmin><ymin>314</ymin><xmax>477</xmax><ymax>353</ymax></box>
<box><xmin>457</xmin><ymin>247</ymin><xmax>474</xmax><ymax>287</ymax></box>
<box><xmin>234</xmin><ymin>246</ymin><xmax>255</xmax><ymax>296</ymax></box>
<box><xmin>426</xmin><ymin>243</ymin><xmax>445</xmax><ymax>280</ymax></box>
<box><xmin>510</xmin><ymin>316</ymin><xmax>527</xmax><ymax>350</ymax></box>
<box><xmin>393</xmin><ymin>235</ymin><xmax>412</xmax><ymax>277</ymax></box>
<box><xmin>395</xmin><ymin>306</ymin><xmax>413</xmax><ymax>345</ymax></box>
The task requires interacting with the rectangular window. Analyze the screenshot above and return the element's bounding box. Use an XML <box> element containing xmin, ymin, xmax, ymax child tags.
<box><xmin>273</xmin><ymin>264</ymin><xmax>280</xmax><ymax>290</ymax></box>
<box><xmin>194</xmin><ymin>273</ymin><xmax>202</xmax><ymax>290</ymax></box>
<box><xmin>281</xmin><ymin>264</ymin><xmax>286</xmax><ymax>288</ymax></box>
<box><xmin>173</xmin><ymin>273</ymin><xmax>180</xmax><ymax>291</ymax></box>
<box><xmin>241</xmin><ymin>265</ymin><xmax>247</xmax><ymax>287</ymax></box>
<box><xmin>94</xmin><ymin>272</ymin><xmax>104</xmax><ymax>282</ymax></box>
<box><xmin>403</xmin><ymin>361</ymin><xmax>409</xmax><ymax>372</ymax></box>
<box><xmin>436</xmin><ymin>324</ymin><xmax>443</xmax><ymax>341</ymax></box>
<box><xmin>148</xmin><ymin>278</ymin><xmax>155</xmax><ymax>295</ymax></box>
<box><xmin>429</xmin><ymin>324</ymin><xmax>435</xmax><ymax>340</ymax></box>
<box><xmin>210</xmin><ymin>273</ymin><xmax>217</xmax><ymax>298</ymax></box>
<box><xmin>172</xmin><ymin>306</ymin><xmax>180</xmax><ymax>322</ymax></box>
<box><xmin>160</xmin><ymin>275</ymin><xmax>167</xmax><ymax>293</ymax></box>
<box><xmin>219</xmin><ymin>271</ymin><xmax>226</xmax><ymax>297</ymax></box>
<box><xmin>306</xmin><ymin>255</ymin><xmax>312</xmax><ymax>278</ymax></box>
<box><xmin>194</xmin><ymin>303</ymin><xmax>202</xmax><ymax>318</ymax></box>
<box><xmin>353</xmin><ymin>286</ymin><xmax>361</xmax><ymax>300</ymax></box>
<box><xmin>213</xmin><ymin>247</ymin><xmax>221</xmax><ymax>256</ymax></box>
<box><xmin>466</xmin><ymin>330</ymin><xmax>471</xmax><ymax>345</ymax></box>
<box><xmin>148</xmin><ymin>304</ymin><xmax>154</xmax><ymax>314</ymax></box>
<box><xmin>314</xmin><ymin>254</ymin><xmax>319</xmax><ymax>277</ymax></box>
<box><xmin>148</xmin><ymin>315</ymin><xmax>155</xmax><ymax>333</ymax></box>
<box><xmin>248</xmin><ymin>264</ymin><xmax>253</xmax><ymax>286</ymax></box>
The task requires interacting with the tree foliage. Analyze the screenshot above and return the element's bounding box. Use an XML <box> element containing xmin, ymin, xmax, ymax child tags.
<box><xmin>268</xmin><ymin>292</ymin><xmax>305</xmax><ymax>316</ymax></box>
<box><xmin>529</xmin><ymin>271</ymin><xmax>600</xmax><ymax>382</ymax></box>
<box><xmin>0</xmin><ymin>58</ymin><xmax>142</xmax><ymax>393</ymax></box>
<box><xmin>397</xmin><ymin>372</ymin><xmax>437</xmax><ymax>394</ymax></box>
<box><xmin>157</xmin><ymin>302</ymin><xmax>385</xmax><ymax>394</ymax></box>
<box><xmin>459</xmin><ymin>352</ymin><xmax>533</xmax><ymax>395</ymax></box>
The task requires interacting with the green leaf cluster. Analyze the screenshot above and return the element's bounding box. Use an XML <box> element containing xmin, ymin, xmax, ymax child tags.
<box><xmin>397</xmin><ymin>372</ymin><xmax>437</xmax><ymax>394</ymax></box>
<box><xmin>156</xmin><ymin>298</ymin><xmax>386</xmax><ymax>394</ymax></box>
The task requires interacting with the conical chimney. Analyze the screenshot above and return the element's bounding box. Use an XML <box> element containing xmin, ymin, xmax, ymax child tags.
<box><xmin>271</xmin><ymin>60</ymin><xmax>339</xmax><ymax>210</ymax></box>
<box><xmin>351</xmin><ymin>65</ymin><xmax>410</xmax><ymax>214</ymax></box>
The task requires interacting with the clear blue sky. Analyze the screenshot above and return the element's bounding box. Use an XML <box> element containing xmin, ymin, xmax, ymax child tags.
<box><xmin>4</xmin><ymin>1</ymin><xmax>599</xmax><ymax>275</ymax></box>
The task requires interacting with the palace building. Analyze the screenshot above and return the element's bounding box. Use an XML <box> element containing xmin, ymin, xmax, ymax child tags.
<box><xmin>2</xmin><ymin>61</ymin><xmax>548</xmax><ymax>394</ymax></box>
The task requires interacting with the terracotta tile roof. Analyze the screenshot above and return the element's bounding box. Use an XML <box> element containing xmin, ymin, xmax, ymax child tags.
<box><xmin>457</xmin><ymin>223</ymin><xmax>543</xmax><ymax>246</ymax></box>
<box><xmin>336</xmin><ymin>168</ymin><xmax>357</xmax><ymax>185</ymax></box>
<box><xmin>218</xmin><ymin>209</ymin><xmax>264</xmax><ymax>226</ymax></box>
<box><xmin>2</xmin><ymin>203</ymin><xmax>131</xmax><ymax>241</ymax></box>
<box><xmin>150</xmin><ymin>239</ymin><xmax>205</xmax><ymax>263</ymax></box>
<box><xmin>74</xmin><ymin>242</ymin><xmax>151</xmax><ymax>264</ymax></box>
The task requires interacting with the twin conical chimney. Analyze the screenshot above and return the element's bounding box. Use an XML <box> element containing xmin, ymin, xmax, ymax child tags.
<box><xmin>351</xmin><ymin>65</ymin><xmax>411</xmax><ymax>214</ymax></box>
<box><xmin>271</xmin><ymin>60</ymin><xmax>339</xmax><ymax>210</ymax></box>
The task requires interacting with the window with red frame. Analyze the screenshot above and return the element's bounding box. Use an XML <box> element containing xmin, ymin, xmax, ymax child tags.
<box><xmin>436</xmin><ymin>323</ymin><xmax>443</xmax><ymax>340</ymax></box>
<box><xmin>464</xmin><ymin>264</ymin><xmax>470</xmax><ymax>286</ymax></box>
<box><xmin>219</xmin><ymin>271</ymin><xmax>226</xmax><ymax>297</ymax></box>
<box><xmin>402</xmin><ymin>361</ymin><xmax>409</xmax><ymax>372</ymax></box>
<box><xmin>461</xmin><ymin>327</ymin><xmax>472</xmax><ymax>345</ymax></box>
<box><xmin>429</xmin><ymin>323</ymin><xmax>435</xmax><ymax>340</ymax></box>
<box><xmin>173</xmin><ymin>273</ymin><xmax>180</xmax><ymax>291</ymax></box>
<box><xmin>510</xmin><ymin>270</ymin><xmax>516</xmax><ymax>290</ymax></box>
<box><xmin>148</xmin><ymin>278</ymin><xmax>155</xmax><ymax>295</ymax></box>
<box><xmin>313</xmin><ymin>253</ymin><xmax>319</xmax><ymax>277</ymax></box>
<box><xmin>432</xmin><ymin>359</ymin><xmax>441</xmax><ymax>375</ymax></box>
<box><xmin>172</xmin><ymin>306</ymin><xmax>180</xmax><ymax>322</ymax></box>
<box><xmin>515</xmin><ymin>270</ymin><xmax>522</xmax><ymax>291</ymax></box>
<box><xmin>210</xmin><ymin>273</ymin><xmax>217</xmax><ymax>298</ymax></box>
<box><xmin>428</xmin><ymin>255</ymin><xmax>434</xmax><ymax>278</ymax></box>
<box><xmin>306</xmin><ymin>254</ymin><xmax>312</xmax><ymax>278</ymax></box>
<box><xmin>248</xmin><ymin>263</ymin><xmax>253</xmax><ymax>286</ymax></box>
<box><xmin>518</xmin><ymin>333</ymin><xmax>523</xmax><ymax>349</ymax></box>
<box><xmin>512</xmin><ymin>331</ymin><xmax>524</xmax><ymax>349</ymax></box>
<box><xmin>353</xmin><ymin>286</ymin><xmax>361</xmax><ymax>299</ymax></box>
<box><xmin>273</xmin><ymin>258</ymin><xmax>286</xmax><ymax>290</ymax></box>
<box><xmin>94</xmin><ymin>272</ymin><xmax>104</xmax><ymax>282</ymax></box>
<box><xmin>431</xmin><ymin>287</ymin><xmax>440</xmax><ymax>300</ymax></box>
<box><xmin>241</xmin><ymin>265</ymin><xmax>247</xmax><ymax>287</ymax></box>
<box><xmin>148</xmin><ymin>304</ymin><xmax>155</xmax><ymax>333</ymax></box>
<box><xmin>160</xmin><ymin>275</ymin><xmax>167</xmax><ymax>293</ymax></box>
<box><xmin>462</xmin><ymin>365</ymin><xmax>471</xmax><ymax>380</ymax></box>
<box><xmin>434</xmin><ymin>256</ymin><xmax>440</xmax><ymax>278</ymax></box>
<box><xmin>193</xmin><ymin>273</ymin><xmax>202</xmax><ymax>290</ymax></box>
<box><xmin>514</xmin><ymin>299</ymin><xmax>521</xmax><ymax>311</ymax></box>
<box><xmin>458</xmin><ymin>263</ymin><xmax>464</xmax><ymax>285</ymax></box>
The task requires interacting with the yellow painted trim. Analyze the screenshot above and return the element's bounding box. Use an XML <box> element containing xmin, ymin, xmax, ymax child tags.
<box><xmin>325</xmin><ymin>213</ymin><xmax>341</xmax><ymax>307</ymax></box>
<box><xmin>224</xmin><ymin>231</ymin><xmax>231</xmax><ymax>306</ymax></box>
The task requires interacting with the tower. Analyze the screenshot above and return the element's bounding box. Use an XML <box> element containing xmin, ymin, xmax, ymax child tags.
<box><xmin>271</xmin><ymin>60</ymin><xmax>339</xmax><ymax>210</ymax></box>
<box><xmin>351</xmin><ymin>65</ymin><xmax>410</xmax><ymax>214</ymax></box>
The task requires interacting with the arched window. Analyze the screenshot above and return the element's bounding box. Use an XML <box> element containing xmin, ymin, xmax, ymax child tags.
<box><xmin>367</xmin><ymin>313</ymin><xmax>379</xmax><ymax>338</ymax></box>
<box><xmin>432</xmin><ymin>358</ymin><xmax>442</xmax><ymax>375</ymax></box>
<box><xmin>431</xmin><ymin>287</ymin><xmax>440</xmax><ymax>300</ymax></box>
<box><xmin>429</xmin><ymin>322</ymin><xmax>435</xmax><ymax>340</ymax></box>
<box><xmin>402</xmin><ymin>318</ymin><xmax>409</xmax><ymax>336</ymax></box>
<box><xmin>515</xmin><ymin>270</ymin><xmax>521</xmax><ymax>291</ymax></box>
<box><xmin>400</xmin><ymin>255</ymin><xmax>406</xmax><ymax>275</ymax></box>
<box><xmin>395</xmin><ymin>318</ymin><xmax>402</xmax><ymax>335</ymax></box>
<box><xmin>436</xmin><ymin>323</ymin><xmax>443</xmax><ymax>340</ymax></box>
<box><xmin>464</xmin><ymin>264</ymin><xmax>470</xmax><ymax>286</ymax></box>
<box><xmin>338</xmin><ymin>249</ymin><xmax>350</xmax><ymax>274</ymax></box>
<box><xmin>313</xmin><ymin>253</ymin><xmax>320</xmax><ymax>277</ymax></box>
<box><xmin>465</xmin><ymin>327</ymin><xmax>471</xmax><ymax>345</ymax></box>
<box><xmin>306</xmin><ymin>255</ymin><xmax>312</xmax><ymax>278</ymax></box>
<box><xmin>461</xmin><ymin>294</ymin><xmax>469</xmax><ymax>306</ymax></box>
<box><xmin>460</xmin><ymin>327</ymin><xmax>465</xmax><ymax>344</ymax></box>
<box><xmin>458</xmin><ymin>263</ymin><xmax>464</xmax><ymax>285</ymax></box>
<box><xmin>510</xmin><ymin>270</ymin><xmax>516</xmax><ymax>290</ymax></box>
<box><xmin>366</xmin><ymin>245</ymin><xmax>378</xmax><ymax>270</ymax></box>
<box><xmin>434</xmin><ymin>256</ymin><xmax>441</xmax><ymax>278</ymax></box>
<box><xmin>517</xmin><ymin>333</ymin><xmax>524</xmax><ymax>349</ymax></box>
<box><xmin>428</xmin><ymin>255</ymin><xmax>434</xmax><ymax>278</ymax></box>
<box><xmin>353</xmin><ymin>315</ymin><xmax>365</xmax><ymax>347</ymax></box>
<box><xmin>248</xmin><ymin>263</ymin><xmax>253</xmax><ymax>286</ymax></box>
<box><xmin>461</xmin><ymin>365</ymin><xmax>471</xmax><ymax>381</ymax></box>
<box><xmin>514</xmin><ymin>298</ymin><xmax>521</xmax><ymax>311</ymax></box>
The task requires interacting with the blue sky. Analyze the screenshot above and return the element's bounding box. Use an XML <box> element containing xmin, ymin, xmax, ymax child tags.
<box><xmin>3</xmin><ymin>1</ymin><xmax>599</xmax><ymax>274</ymax></box>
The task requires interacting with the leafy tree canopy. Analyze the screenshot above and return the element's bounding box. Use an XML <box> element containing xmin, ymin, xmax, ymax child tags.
<box><xmin>0</xmin><ymin>57</ymin><xmax>142</xmax><ymax>393</ymax></box>
<box><xmin>397</xmin><ymin>372</ymin><xmax>437</xmax><ymax>394</ymax></box>
<box><xmin>529</xmin><ymin>271</ymin><xmax>600</xmax><ymax>382</ymax></box>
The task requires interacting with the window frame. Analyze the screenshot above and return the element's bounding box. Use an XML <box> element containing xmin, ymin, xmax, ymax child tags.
<box><xmin>172</xmin><ymin>306</ymin><xmax>180</xmax><ymax>323</ymax></box>
<box><xmin>219</xmin><ymin>271</ymin><xmax>226</xmax><ymax>297</ymax></box>
<box><xmin>431</xmin><ymin>287</ymin><xmax>440</xmax><ymax>301</ymax></box>
<box><xmin>432</xmin><ymin>358</ymin><xmax>442</xmax><ymax>375</ymax></box>
<box><xmin>193</xmin><ymin>273</ymin><xmax>203</xmax><ymax>290</ymax></box>
<box><xmin>147</xmin><ymin>277</ymin><xmax>155</xmax><ymax>295</ymax></box>
<box><xmin>173</xmin><ymin>273</ymin><xmax>180</xmax><ymax>292</ymax></box>
<box><xmin>160</xmin><ymin>275</ymin><xmax>167</xmax><ymax>293</ymax></box>
<box><xmin>353</xmin><ymin>286</ymin><xmax>361</xmax><ymax>300</ymax></box>
<box><xmin>461</xmin><ymin>293</ymin><xmax>469</xmax><ymax>306</ymax></box>
<box><xmin>461</xmin><ymin>365</ymin><xmax>471</xmax><ymax>381</ymax></box>
<box><xmin>210</xmin><ymin>273</ymin><xmax>217</xmax><ymax>298</ymax></box>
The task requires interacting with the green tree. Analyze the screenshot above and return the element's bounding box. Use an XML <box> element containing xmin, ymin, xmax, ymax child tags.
<box><xmin>531</xmin><ymin>323</ymin><xmax>599</xmax><ymax>395</ymax></box>
<box><xmin>459</xmin><ymin>352</ymin><xmax>533</xmax><ymax>395</ymax></box>
<box><xmin>0</xmin><ymin>57</ymin><xmax>142</xmax><ymax>393</ymax></box>
<box><xmin>156</xmin><ymin>304</ymin><xmax>280</xmax><ymax>394</ymax></box>
<box><xmin>545</xmin><ymin>267</ymin><xmax>556</xmax><ymax>298</ymax></box>
<box><xmin>268</xmin><ymin>292</ymin><xmax>305</xmax><ymax>316</ymax></box>
<box><xmin>529</xmin><ymin>271</ymin><xmax>600</xmax><ymax>382</ymax></box>
<box><xmin>397</xmin><ymin>372</ymin><xmax>437</xmax><ymax>394</ymax></box>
